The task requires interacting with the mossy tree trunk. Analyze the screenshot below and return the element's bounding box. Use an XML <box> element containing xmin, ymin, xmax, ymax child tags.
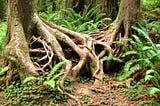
<box><xmin>2</xmin><ymin>0</ymin><xmax>140</xmax><ymax>104</ymax></box>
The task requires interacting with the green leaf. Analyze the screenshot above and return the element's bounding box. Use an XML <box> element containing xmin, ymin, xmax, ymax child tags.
<box><xmin>48</xmin><ymin>60</ymin><xmax>69</xmax><ymax>78</ymax></box>
<box><xmin>121</xmin><ymin>51</ymin><xmax>138</xmax><ymax>58</ymax></box>
<box><xmin>146</xmin><ymin>69</ymin><xmax>160</xmax><ymax>80</ymax></box>
<box><xmin>148</xmin><ymin>87</ymin><xmax>160</xmax><ymax>95</ymax></box>
<box><xmin>145</xmin><ymin>75</ymin><xmax>160</xmax><ymax>87</ymax></box>
<box><xmin>145</xmin><ymin>75</ymin><xmax>154</xmax><ymax>82</ymax></box>
<box><xmin>132</xmin><ymin>26</ymin><xmax>152</xmax><ymax>43</ymax></box>
<box><xmin>132</xmin><ymin>34</ymin><xmax>142</xmax><ymax>45</ymax></box>
<box><xmin>0</xmin><ymin>66</ymin><xmax>9</xmax><ymax>75</ymax></box>
<box><xmin>101</xmin><ymin>56</ymin><xmax>123</xmax><ymax>63</ymax></box>
<box><xmin>43</xmin><ymin>79</ymin><xmax>56</xmax><ymax>89</ymax></box>
<box><xmin>52</xmin><ymin>72</ymin><xmax>64</xmax><ymax>80</ymax></box>
<box><xmin>23</xmin><ymin>76</ymin><xmax>38</xmax><ymax>84</ymax></box>
<box><xmin>118</xmin><ymin>64</ymin><xmax>142</xmax><ymax>81</ymax></box>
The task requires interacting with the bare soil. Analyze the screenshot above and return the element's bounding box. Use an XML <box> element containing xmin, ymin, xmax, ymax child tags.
<box><xmin>66</xmin><ymin>76</ymin><xmax>139</xmax><ymax>106</ymax></box>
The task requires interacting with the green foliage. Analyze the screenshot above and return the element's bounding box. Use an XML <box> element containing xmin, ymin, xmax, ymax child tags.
<box><xmin>101</xmin><ymin>55</ymin><xmax>124</xmax><ymax>63</ymax></box>
<box><xmin>118</xmin><ymin>25</ymin><xmax>160</xmax><ymax>81</ymax></box>
<box><xmin>1</xmin><ymin>61</ymin><xmax>69</xmax><ymax>105</ymax></box>
<box><xmin>59</xmin><ymin>6</ymin><xmax>111</xmax><ymax>33</ymax></box>
<box><xmin>77</xmin><ymin>76</ymin><xmax>92</xmax><ymax>84</ymax></box>
<box><xmin>145</xmin><ymin>69</ymin><xmax>160</xmax><ymax>95</ymax></box>
<box><xmin>146</xmin><ymin>21</ymin><xmax>160</xmax><ymax>34</ymax></box>
<box><xmin>39</xmin><ymin>11</ymin><xmax>61</xmax><ymax>21</ymax></box>
<box><xmin>34</xmin><ymin>0</ymin><xmax>53</xmax><ymax>12</ymax></box>
<box><xmin>142</xmin><ymin>0</ymin><xmax>160</xmax><ymax>8</ymax></box>
<box><xmin>139</xmin><ymin>99</ymin><xmax>160</xmax><ymax>106</ymax></box>
<box><xmin>0</xmin><ymin>66</ymin><xmax>9</xmax><ymax>75</ymax></box>
<box><xmin>23</xmin><ymin>76</ymin><xmax>38</xmax><ymax>84</ymax></box>
<box><xmin>0</xmin><ymin>21</ymin><xmax>6</xmax><ymax>52</ymax></box>
<box><xmin>39</xmin><ymin>5</ymin><xmax>111</xmax><ymax>34</ymax></box>
<box><xmin>118</xmin><ymin>80</ymin><xmax>147</xmax><ymax>100</ymax></box>
<box><xmin>2</xmin><ymin>83</ymin><xmax>67</xmax><ymax>105</ymax></box>
<box><xmin>79</xmin><ymin>95</ymin><xmax>89</xmax><ymax>104</ymax></box>
<box><xmin>23</xmin><ymin>60</ymin><xmax>68</xmax><ymax>89</ymax></box>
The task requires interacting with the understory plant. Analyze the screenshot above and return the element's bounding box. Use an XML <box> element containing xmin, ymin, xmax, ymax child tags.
<box><xmin>39</xmin><ymin>5</ymin><xmax>111</xmax><ymax>34</ymax></box>
<box><xmin>23</xmin><ymin>60</ymin><xmax>68</xmax><ymax>89</ymax></box>
<box><xmin>118</xmin><ymin>23</ymin><xmax>160</xmax><ymax>81</ymax></box>
<box><xmin>0</xmin><ymin>21</ymin><xmax>6</xmax><ymax>52</ymax></box>
<box><xmin>116</xmin><ymin>23</ymin><xmax>160</xmax><ymax>104</ymax></box>
<box><xmin>1</xmin><ymin>60</ymin><xmax>69</xmax><ymax>105</ymax></box>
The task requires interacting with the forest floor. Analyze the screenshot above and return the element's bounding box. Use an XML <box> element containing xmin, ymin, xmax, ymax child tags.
<box><xmin>0</xmin><ymin>56</ymin><xmax>157</xmax><ymax>106</ymax></box>
<box><xmin>64</xmin><ymin>76</ymin><xmax>152</xmax><ymax>106</ymax></box>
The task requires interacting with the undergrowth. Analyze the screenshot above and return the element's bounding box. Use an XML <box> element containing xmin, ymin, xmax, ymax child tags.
<box><xmin>102</xmin><ymin>23</ymin><xmax>160</xmax><ymax>104</ymax></box>
<box><xmin>0</xmin><ymin>20</ymin><xmax>6</xmax><ymax>54</ymax></box>
<box><xmin>0</xmin><ymin>60</ymin><xmax>69</xmax><ymax>105</ymax></box>
<box><xmin>39</xmin><ymin>5</ymin><xmax>111</xmax><ymax>34</ymax></box>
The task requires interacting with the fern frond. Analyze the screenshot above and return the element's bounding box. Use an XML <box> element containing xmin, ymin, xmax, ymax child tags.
<box><xmin>146</xmin><ymin>69</ymin><xmax>160</xmax><ymax>81</ymax></box>
<box><xmin>136</xmin><ymin>22</ymin><xmax>147</xmax><ymax>32</ymax></box>
<box><xmin>121</xmin><ymin>51</ymin><xmax>138</xmax><ymax>58</ymax></box>
<box><xmin>101</xmin><ymin>56</ymin><xmax>124</xmax><ymax>63</ymax></box>
<box><xmin>132</xmin><ymin>26</ymin><xmax>153</xmax><ymax>43</ymax></box>
<box><xmin>65</xmin><ymin>8</ymin><xmax>79</xmax><ymax>20</ymax></box>
<box><xmin>119</xmin><ymin>64</ymin><xmax>142</xmax><ymax>81</ymax></box>
<box><xmin>132</xmin><ymin>34</ymin><xmax>143</xmax><ymax>45</ymax></box>
<box><xmin>148</xmin><ymin>87</ymin><xmax>160</xmax><ymax>95</ymax></box>
<box><xmin>145</xmin><ymin>75</ymin><xmax>160</xmax><ymax>88</ymax></box>
<box><xmin>95</xmin><ymin>13</ymin><xmax>106</xmax><ymax>22</ymax></box>
<box><xmin>83</xmin><ymin>5</ymin><xmax>100</xmax><ymax>21</ymax></box>
<box><xmin>47</xmin><ymin>60</ymin><xmax>68</xmax><ymax>78</ymax></box>
<box><xmin>23</xmin><ymin>76</ymin><xmax>38</xmax><ymax>84</ymax></box>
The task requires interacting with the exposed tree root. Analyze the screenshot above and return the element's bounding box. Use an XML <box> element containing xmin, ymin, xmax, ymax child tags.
<box><xmin>2</xmin><ymin>13</ymin><xmax>120</xmax><ymax>104</ymax></box>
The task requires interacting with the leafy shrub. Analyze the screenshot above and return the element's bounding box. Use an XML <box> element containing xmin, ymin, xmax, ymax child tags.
<box><xmin>115</xmin><ymin>24</ymin><xmax>160</xmax><ymax>104</ymax></box>
<box><xmin>39</xmin><ymin>5</ymin><xmax>111</xmax><ymax>34</ymax></box>
<box><xmin>117</xmin><ymin>25</ymin><xmax>160</xmax><ymax>81</ymax></box>
<box><xmin>1</xmin><ymin>60</ymin><xmax>69</xmax><ymax>105</ymax></box>
<box><xmin>146</xmin><ymin>21</ymin><xmax>160</xmax><ymax>34</ymax></box>
<box><xmin>60</xmin><ymin>5</ymin><xmax>111</xmax><ymax>33</ymax></box>
<box><xmin>23</xmin><ymin>60</ymin><xmax>69</xmax><ymax>89</ymax></box>
<box><xmin>145</xmin><ymin>69</ymin><xmax>160</xmax><ymax>97</ymax></box>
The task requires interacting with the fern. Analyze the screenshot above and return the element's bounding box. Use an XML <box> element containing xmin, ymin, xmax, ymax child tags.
<box><xmin>119</xmin><ymin>24</ymin><xmax>160</xmax><ymax>81</ymax></box>
<box><xmin>47</xmin><ymin>60</ymin><xmax>68</xmax><ymax>78</ymax></box>
<box><xmin>23</xmin><ymin>60</ymin><xmax>68</xmax><ymax>90</ymax></box>
<box><xmin>145</xmin><ymin>69</ymin><xmax>160</xmax><ymax>88</ymax></box>
<box><xmin>131</xmin><ymin>26</ymin><xmax>152</xmax><ymax>43</ymax></box>
<box><xmin>101</xmin><ymin>56</ymin><xmax>123</xmax><ymax>63</ymax></box>
<box><xmin>44</xmin><ymin>5</ymin><xmax>109</xmax><ymax>33</ymax></box>
<box><xmin>23</xmin><ymin>76</ymin><xmax>38</xmax><ymax>84</ymax></box>
<box><xmin>121</xmin><ymin>51</ymin><xmax>138</xmax><ymax>58</ymax></box>
<box><xmin>148</xmin><ymin>87</ymin><xmax>160</xmax><ymax>95</ymax></box>
<box><xmin>118</xmin><ymin>64</ymin><xmax>142</xmax><ymax>81</ymax></box>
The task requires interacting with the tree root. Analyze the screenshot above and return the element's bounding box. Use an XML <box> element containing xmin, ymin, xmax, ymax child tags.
<box><xmin>3</xmin><ymin>14</ymin><xmax>122</xmax><ymax>104</ymax></box>
<box><xmin>34</xmin><ymin>16</ymin><xmax>112</xmax><ymax>103</ymax></box>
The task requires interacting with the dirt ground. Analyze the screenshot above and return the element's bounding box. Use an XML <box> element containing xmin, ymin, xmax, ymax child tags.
<box><xmin>66</xmin><ymin>77</ymin><xmax>139</xmax><ymax>106</ymax></box>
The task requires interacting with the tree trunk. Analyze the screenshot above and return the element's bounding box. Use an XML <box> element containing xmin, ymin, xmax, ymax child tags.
<box><xmin>105</xmin><ymin>0</ymin><xmax>140</xmax><ymax>44</ymax></box>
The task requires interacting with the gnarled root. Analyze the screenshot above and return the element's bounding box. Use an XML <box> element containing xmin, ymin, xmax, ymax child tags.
<box><xmin>3</xmin><ymin>14</ymin><xmax>120</xmax><ymax>104</ymax></box>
